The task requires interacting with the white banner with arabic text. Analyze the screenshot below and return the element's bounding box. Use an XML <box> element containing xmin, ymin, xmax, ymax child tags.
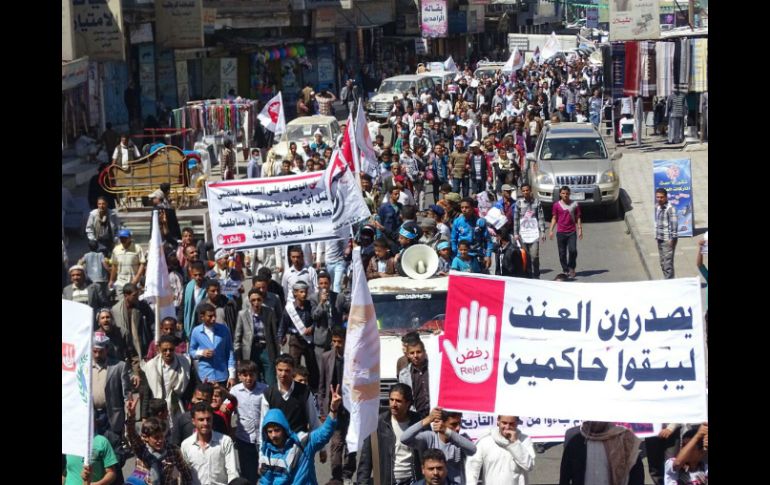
<box><xmin>62</xmin><ymin>300</ymin><xmax>94</xmax><ymax>458</ymax></box>
<box><xmin>436</xmin><ymin>273</ymin><xmax>707</xmax><ymax>423</ymax></box>
<box><xmin>207</xmin><ymin>169</ymin><xmax>368</xmax><ymax>251</ymax></box>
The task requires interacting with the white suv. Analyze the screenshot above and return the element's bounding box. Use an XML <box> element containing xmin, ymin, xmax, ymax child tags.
<box><xmin>365</xmin><ymin>75</ymin><xmax>437</xmax><ymax>121</ymax></box>
<box><xmin>527</xmin><ymin>122</ymin><xmax>623</xmax><ymax>218</ymax></box>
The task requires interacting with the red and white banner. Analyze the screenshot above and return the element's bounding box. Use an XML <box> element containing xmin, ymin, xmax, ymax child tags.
<box><xmin>258</xmin><ymin>92</ymin><xmax>286</xmax><ymax>136</ymax></box>
<box><xmin>354</xmin><ymin>100</ymin><xmax>379</xmax><ymax>178</ymax></box>
<box><xmin>436</xmin><ymin>273</ymin><xmax>707</xmax><ymax>423</ymax></box>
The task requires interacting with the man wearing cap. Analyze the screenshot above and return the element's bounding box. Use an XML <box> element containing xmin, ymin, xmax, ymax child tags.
<box><xmin>279</xmin><ymin>281</ymin><xmax>321</xmax><ymax>391</ymax></box>
<box><xmin>310</xmin><ymin>130</ymin><xmax>328</xmax><ymax>154</ymax></box>
<box><xmin>448</xmin><ymin>138</ymin><xmax>470</xmax><ymax>197</ymax></box>
<box><xmin>86</xmin><ymin>196</ymin><xmax>123</xmax><ymax>256</ymax></box>
<box><xmin>109</xmin><ymin>228</ymin><xmax>146</xmax><ymax>298</ymax></box>
<box><xmin>92</xmin><ymin>332</ymin><xmax>132</xmax><ymax>449</ymax></box>
<box><xmin>63</xmin><ymin>265</ymin><xmax>110</xmax><ymax>312</ymax></box>
<box><xmin>419</xmin><ymin>218</ymin><xmax>442</xmax><ymax>249</ymax></box>
<box><xmin>428</xmin><ymin>204</ymin><xmax>450</xmax><ymax>239</ymax></box>
<box><xmin>493</xmin><ymin>184</ymin><xmax>517</xmax><ymax>231</ymax></box>
<box><xmin>468</xmin><ymin>141</ymin><xmax>489</xmax><ymax>195</ymax></box>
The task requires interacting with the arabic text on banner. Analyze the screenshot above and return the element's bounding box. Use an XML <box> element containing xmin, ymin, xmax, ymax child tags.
<box><xmin>457</xmin><ymin>413</ymin><xmax>661</xmax><ymax>443</ymax></box>
<box><xmin>653</xmin><ymin>159</ymin><xmax>693</xmax><ymax>237</ymax></box>
<box><xmin>435</xmin><ymin>273</ymin><xmax>707</xmax><ymax>423</ymax></box>
<box><xmin>609</xmin><ymin>0</ymin><xmax>661</xmax><ymax>41</ymax></box>
<box><xmin>420</xmin><ymin>0</ymin><xmax>448</xmax><ymax>38</ymax></box>
<box><xmin>207</xmin><ymin>166</ymin><xmax>369</xmax><ymax>251</ymax></box>
<box><xmin>62</xmin><ymin>300</ymin><xmax>94</xmax><ymax>458</ymax></box>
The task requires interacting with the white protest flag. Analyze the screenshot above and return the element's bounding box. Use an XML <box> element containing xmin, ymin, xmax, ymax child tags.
<box><xmin>144</xmin><ymin>209</ymin><xmax>176</xmax><ymax>343</ymax></box>
<box><xmin>444</xmin><ymin>55</ymin><xmax>458</xmax><ymax>72</ymax></box>
<box><xmin>62</xmin><ymin>300</ymin><xmax>94</xmax><ymax>458</ymax></box>
<box><xmin>541</xmin><ymin>31</ymin><xmax>560</xmax><ymax>61</ymax></box>
<box><xmin>324</xmin><ymin>144</ymin><xmax>372</xmax><ymax>240</ymax></box>
<box><xmin>343</xmin><ymin>246</ymin><xmax>381</xmax><ymax>453</ymax></box>
<box><xmin>502</xmin><ymin>47</ymin><xmax>524</xmax><ymax>73</ymax></box>
<box><xmin>257</xmin><ymin>91</ymin><xmax>286</xmax><ymax>136</ymax></box>
<box><xmin>354</xmin><ymin>100</ymin><xmax>379</xmax><ymax>178</ymax></box>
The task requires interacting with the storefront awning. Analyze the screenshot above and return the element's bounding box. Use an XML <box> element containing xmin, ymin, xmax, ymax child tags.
<box><xmin>62</xmin><ymin>57</ymin><xmax>89</xmax><ymax>92</ymax></box>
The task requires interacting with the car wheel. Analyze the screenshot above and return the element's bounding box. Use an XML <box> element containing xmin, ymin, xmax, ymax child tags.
<box><xmin>604</xmin><ymin>199</ymin><xmax>621</xmax><ymax>220</ymax></box>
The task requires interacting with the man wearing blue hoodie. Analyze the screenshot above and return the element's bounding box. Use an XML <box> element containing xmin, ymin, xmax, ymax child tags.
<box><xmin>259</xmin><ymin>384</ymin><xmax>342</xmax><ymax>484</ymax></box>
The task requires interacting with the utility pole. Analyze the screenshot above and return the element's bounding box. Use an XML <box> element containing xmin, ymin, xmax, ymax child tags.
<box><xmin>689</xmin><ymin>0</ymin><xmax>695</xmax><ymax>27</ymax></box>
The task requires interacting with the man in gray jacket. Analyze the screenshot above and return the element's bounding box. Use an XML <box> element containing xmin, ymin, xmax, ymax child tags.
<box><xmin>400</xmin><ymin>407</ymin><xmax>477</xmax><ymax>485</ymax></box>
<box><xmin>234</xmin><ymin>288</ymin><xmax>279</xmax><ymax>386</ymax></box>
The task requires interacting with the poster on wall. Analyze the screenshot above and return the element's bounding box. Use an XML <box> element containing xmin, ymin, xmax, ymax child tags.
<box><xmin>176</xmin><ymin>61</ymin><xmax>190</xmax><ymax>105</ymax></box>
<box><xmin>220</xmin><ymin>58</ymin><xmax>238</xmax><ymax>98</ymax></box>
<box><xmin>317</xmin><ymin>45</ymin><xmax>336</xmax><ymax>91</ymax></box>
<box><xmin>653</xmin><ymin>159</ymin><xmax>694</xmax><ymax>237</ymax></box>
<box><xmin>609</xmin><ymin>0</ymin><xmax>661</xmax><ymax>41</ymax></box>
<box><xmin>156</xmin><ymin>0</ymin><xmax>204</xmax><ymax>49</ymax></box>
<box><xmin>421</xmin><ymin>0</ymin><xmax>448</xmax><ymax>38</ymax></box>
<box><xmin>202</xmin><ymin>58</ymin><xmax>221</xmax><ymax>99</ymax></box>
<box><xmin>72</xmin><ymin>0</ymin><xmax>125</xmax><ymax>61</ymax></box>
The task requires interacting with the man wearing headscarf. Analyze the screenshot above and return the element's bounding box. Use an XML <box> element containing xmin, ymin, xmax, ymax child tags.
<box><xmin>559</xmin><ymin>421</ymin><xmax>644</xmax><ymax>485</ymax></box>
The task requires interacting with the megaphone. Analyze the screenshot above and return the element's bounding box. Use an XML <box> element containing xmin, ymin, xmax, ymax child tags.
<box><xmin>401</xmin><ymin>244</ymin><xmax>440</xmax><ymax>280</ymax></box>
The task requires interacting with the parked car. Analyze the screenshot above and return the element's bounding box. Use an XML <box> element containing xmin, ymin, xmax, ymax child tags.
<box><xmin>473</xmin><ymin>61</ymin><xmax>506</xmax><ymax>80</ymax></box>
<box><xmin>421</xmin><ymin>70</ymin><xmax>455</xmax><ymax>90</ymax></box>
<box><xmin>527</xmin><ymin>122</ymin><xmax>622</xmax><ymax>218</ymax></box>
<box><xmin>267</xmin><ymin>115</ymin><xmax>341</xmax><ymax>161</ymax></box>
<box><xmin>365</xmin><ymin>75</ymin><xmax>437</xmax><ymax>121</ymax></box>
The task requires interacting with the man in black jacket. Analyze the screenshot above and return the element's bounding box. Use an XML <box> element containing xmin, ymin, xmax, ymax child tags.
<box><xmin>358</xmin><ymin>384</ymin><xmax>423</xmax><ymax>485</ymax></box>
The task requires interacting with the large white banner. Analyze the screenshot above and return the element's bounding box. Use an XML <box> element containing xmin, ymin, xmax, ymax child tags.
<box><xmin>62</xmin><ymin>300</ymin><xmax>94</xmax><ymax>458</ymax></box>
<box><xmin>436</xmin><ymin>273</ymin><xmax>707</xmax><ymax>423</ymax></box>
<box><xmin>207</xmin><ymin>168</ymin><xmax>369</xmax><ymax>251</ymax></box>
<box><xmin>609</xmin><ymin>0</ymin><xmax>661</xmax><ymax>41</ymax></box>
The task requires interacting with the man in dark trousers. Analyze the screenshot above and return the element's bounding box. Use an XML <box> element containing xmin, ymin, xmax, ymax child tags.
<box><xmin>357</xmin><ymin>383</ymin><xmax>423</xmax><ymax>485</ymax></box>
<box><xmin>318</xmin><ymin>326</ymin><xmax>356</xmax><ymax>484</ymax></box>
<box><xmin>311</xmin><ymin>271</ymin><xmax>342</xmax><ymax>365</ymax></box>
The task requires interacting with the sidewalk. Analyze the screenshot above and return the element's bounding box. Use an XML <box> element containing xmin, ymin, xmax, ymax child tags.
<box><xmin>615</xmin><ymin>134</ymin><xmax>708</xmax><ymax>286</ymax></box>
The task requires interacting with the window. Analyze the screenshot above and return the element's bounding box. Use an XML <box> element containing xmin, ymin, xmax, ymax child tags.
<box><xmin>540</xmin><ymin>137</ymin><xmax>607</xmax><ymax>160</ymax></box>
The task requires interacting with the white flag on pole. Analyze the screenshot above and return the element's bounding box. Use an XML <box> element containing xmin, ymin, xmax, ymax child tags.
<box><xmin>444</xmin><ymin>55</ymin><xmax>458</xmax><ymax>72</ymax></box>
<box><xmin>503</xmin><ymin>47</ymin><xmax>525</xmax><ymax>73</ymax></box>
<box><xmin>144</xmin><ymin>209</ymin><xmax>176</xmax><ymax>343</ymax></box>
<box><xmin>343</xmin><ymin>247</ymin><xmax>381</xmax><ymax>453</ymax></box>
<box><xmin>354</xmin><ymin>101</ymin><xmax>379</xmax><ymax>178</ymax></box>
<box><xmin>62</xmin><ymin>300</ymin><xmax>94</xmax><ymax>458</ymax></box>
<box><xmin>541</xmin><ymin>31</ymin><xmax>560</xmax><ymax>61</ymax></box>
<box><xmin>257</xmin><ymin>92</ymin><xmax>286</xmax><ymax>136</ymax></box>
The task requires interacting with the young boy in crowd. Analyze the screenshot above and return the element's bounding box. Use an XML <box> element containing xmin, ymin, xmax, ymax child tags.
<box><xmin>366</xmin><ymin>238</ymin><xmax>397</xmax><ymax>280</ymax></box>
<box><xmin>451</xmin><ymin>241</ymin><xmax>481</xmax><ymax>273</ymax></box>
<box><xmin>125</xmin><ymin>398</ymin><xmax>192</xmax><ymax>485</ymax></box>
<box><xmin>437</xmin><ymin>241</ymin><xmax>453</xmax><ymax>276</ymax></box>
<box><xmin>211</xmin><ymin>383</ymin><xmax>238</xmax><ymax>437</ymax></box>
<box><xmin>230</xmin><ymin>360</ymin><xmax>269</xmax><ymax>484</ymax></box>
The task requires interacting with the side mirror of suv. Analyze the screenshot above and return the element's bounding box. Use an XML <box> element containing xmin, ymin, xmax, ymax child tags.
<box><xmin>526</xmin><ymin>153</ymin><xmax>536</xmax><ymax>162</ymax></box>
<box><xmin>611</xmin><ymin>151</ymin><xmax>622</xmax><ymax>161</ymax></box>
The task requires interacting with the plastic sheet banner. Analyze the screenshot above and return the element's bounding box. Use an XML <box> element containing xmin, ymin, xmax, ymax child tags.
<box><xmin>435</xmin><ymin>273</ymin><xmax>707</xmax><ymax>423</ymax></box>
<box><xmin>653</xmin><ymin>158</ymin><xmax>694</xmax><ymax>237</ymax></box>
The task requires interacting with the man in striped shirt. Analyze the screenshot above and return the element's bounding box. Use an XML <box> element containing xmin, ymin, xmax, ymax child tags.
<box><xmin>655</xmin><ymin>188</ymin><xmax>678</xmax><ymax>279</ymax></box>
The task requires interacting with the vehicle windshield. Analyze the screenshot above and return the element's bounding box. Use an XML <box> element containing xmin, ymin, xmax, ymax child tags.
<box><xmin>475</xmin><ymin>67</ymin><xmax>502</xmax><ymax>78</ymax></box>
<box><xmin>373</xmin><ymin>292</ymin><xmax>446</xmax><ymax>333</ymax></box>
<box><xmin>284</xmin><ymin>124</ymin><xmax>332</xmax><ymax>143</ymax></box>
<box><xmin>379</xmin><ymin>80</ymin><xmax>416</xmax><ymax>93</ymax></box>
<box><xmin>540</xmin><ymin>137</ymin><xmax>608</xmax><ymax>160</ymax></box>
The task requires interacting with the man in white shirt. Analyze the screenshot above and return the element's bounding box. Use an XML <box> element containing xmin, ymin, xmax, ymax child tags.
<box><xmin>465</xmin><ymin>415</ymin><xmax>535</xmax><ymax>485</ymax></box>
<box><xmin>111</xmin><ymin>134</ymin><xmax>142</xmax><ymax>169</ymax></box>
<box><xmin>181</xmin><ymin>401</ymin><xmax>240</xmax><ymax>485</ymax></box>
<box><xmin>281</xmin><ymin>246</ymin><xmax>319</xmax><ymax>302</ymax></box>
<box><xmin>437</xmin><ymin>94</ymin><xmax>453</xmax><ymax>121</ymax></box>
